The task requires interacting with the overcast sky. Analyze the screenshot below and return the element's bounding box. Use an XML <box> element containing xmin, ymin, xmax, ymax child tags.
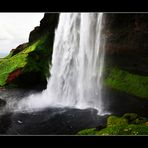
<box><xmin>0</xmin><ymin>13</ymin><xmax>44</xmax><ymax>57</ymax></box>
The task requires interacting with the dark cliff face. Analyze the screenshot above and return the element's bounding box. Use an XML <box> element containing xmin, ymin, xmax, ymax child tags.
<box><xmin>104</xmin><ymin>14</ymin><xmax>148</xmax><ymax>75</ymax></box>
<box><xmin>29</xmin><ymin>13</ymin><xmax>59</xmax><ymax>43</ymax></box>
<box><xmin>16</xmin><ymin>13</ymin><xmax>59</xmax><ymax>89</ymax></box>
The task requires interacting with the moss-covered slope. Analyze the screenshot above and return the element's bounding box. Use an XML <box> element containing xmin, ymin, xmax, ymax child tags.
<box><xmin>104</xmin><ymin>67</ymin><xmax>148</xmax><ymax>99</ymax></box>
<box><xmin>0</xmin><ymin>35</ymin><xmax>49</xmax><ymax>87</ymax></box>
<box><xmin>77</xmin><ymin>113</ymin><xmax>148</xmax><ymax>135</ymax></box>
<box><xmin>0</xmin><ymin>13</ymin><xmax>59</xmax><ymax>89</ymax></box>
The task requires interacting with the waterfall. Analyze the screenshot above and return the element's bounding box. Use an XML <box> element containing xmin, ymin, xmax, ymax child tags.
<box><xmin>18</xmin><ymin>13</ymin><xmax>106</xmax><ymax>115</ymax></box>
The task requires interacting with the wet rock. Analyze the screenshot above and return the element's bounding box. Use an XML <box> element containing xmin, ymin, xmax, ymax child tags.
<box><xmin>0</xmin><ymin>99</ymin><xmax>6</xmax><ymax>108</ymax></box>
<box><xmin>104</xmin><ymin>14</ymin><xmax>148</xmax><ymax>75</ymax></box>
<box><xmin>6</xmin><ymin>108</ymin><xmax>105</xmax><ymax>135</ymax></box>
<box><xmin>29</xmin><ymin>13</ymin><xmax>59</xmax><ymax>42</ymax></box>
<box><xmin>0</xmin><ymin>113</ymin><xmax>12</xmax><ymax>134</ymax></box>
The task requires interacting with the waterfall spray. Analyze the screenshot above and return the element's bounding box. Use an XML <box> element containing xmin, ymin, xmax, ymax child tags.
<box><xmin>17</xmin><ymin>13</ymin><xmax>106</xmax><ymax>115</ymax></box>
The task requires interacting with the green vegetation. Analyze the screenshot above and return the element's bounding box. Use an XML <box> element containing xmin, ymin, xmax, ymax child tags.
<box><xmin>122</xmin><ymin>113</ymin><xmax>138</xmax><ymax>121</ymax></box>
<box><xmin>77</xmin><ymin>128</ymin><xmax>96</xmax><ymax>135</ymax></box>
<box><xmin>78</xmin><ymin>124</ymin><xmax>148</xmax><ymax>135</ymax></box>
<box><xmin>104</xmin><ymin>67</ymin><xmax>148</xmax><ymax>99</ymax></box>
<box><xmin>0</xmin><ymin>53</ymin><xmax>28</xmax><ymax>86</ymax></box>
<box><xmin>0</xmin><ymin>34</ymin><xmax>51</xmax><ymax>86</ymax></box>
<box><xmin>97</xmin><ymin>124</ymin><xmax>148</xmax><ymax>135</ymax></box>
<box><xmin>77</xmin><ymin>113</ymin><xmax>148</xmax><ymax>135</ymax></box>
<box><xmin>107</xmin><ymin>115</ymin><xmax>128</xmax><ymax>127</ymax></box>
<box><xmin>22</xmin><ymin>34</ymin><xmax>52</xmax><ymax>76</ymax></box>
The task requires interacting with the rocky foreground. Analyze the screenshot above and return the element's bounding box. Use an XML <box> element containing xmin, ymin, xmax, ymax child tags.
<box><xmin>78</xmin><ymin>113</ymin><xmax>148</xmax><ymax>135</ymax></box>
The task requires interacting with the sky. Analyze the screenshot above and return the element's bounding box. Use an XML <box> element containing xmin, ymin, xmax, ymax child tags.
<box><xmin>0</xmin><ymin>13</ymin><xmax>44</xmax><ymax>58</ymax></box>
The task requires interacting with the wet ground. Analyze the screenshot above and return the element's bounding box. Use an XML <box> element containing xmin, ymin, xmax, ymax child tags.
<box><xmin>5</xmin><ymin>107</ymin><xmax>108</xmax><ymax>135</ymax></box>
<box><xmin>0</xmin><ymin>88</ymin><xmax>108</xmax><ymax>135</ymax></box>
<box><xmin>0</xmin><ymin>87</ymin><xmax>148</xmax><ymax>135</ymax></box>
<box><xmin>103</xmin><ymin>87</ymin><xmax>148</xmax><ymax>117</ymax></box>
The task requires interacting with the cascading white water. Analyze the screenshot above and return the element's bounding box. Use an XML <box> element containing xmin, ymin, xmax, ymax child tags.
<box><xmin>18</xmin><ymin>13</ymin><xmax>106</xmax><ymax>114</ymax></box>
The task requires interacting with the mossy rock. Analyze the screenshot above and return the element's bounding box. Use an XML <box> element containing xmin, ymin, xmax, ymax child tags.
<box><xmin>77</xmin><ymin>114</ymin><xmax>148</xmax><ymax>135</ymax></box>
<box><xmin>107</xmin><ymin>115</ymin><xmax>128</xmax><ymax>127</ymax></box>
<box><xmin>77</xmin><ymin>124</ymin><xmax>148</xmax><ymax>135</ymax></box>
<box><xmin>77</xmin><ymin>128</ymin><xmax>96</xmax><ymax>135</ymax></box>
<box><xmin>97</xmin><ymin>124</ymin><xmax>148</xmax><ymax>135</ymax></box>
<box><xmin>0</xmin><ymin>53</ymin><xmax>28</xmax><ymax>86</ymax></box>
<box><xmin>0</xmin><ymin>34</ymin><xmax>52</xmax><ymax>88</ymax></box>
<box><xmin>131</xmin><ymin>117</ymin><xmax>148</xmax><ymax>125</ymax></box>
<box><xmin>122</xmin><ymin>113</ymin><xmax>138</xmax><ymax>121</ymax></box>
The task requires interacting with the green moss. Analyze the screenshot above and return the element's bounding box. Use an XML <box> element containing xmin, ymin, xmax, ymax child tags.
<box><xmin>104</xmin><ymin>67</ymin><xmax>148</xmax><ymax>99</ymax></box>
<box><xmin>107</xmin><ymin>115</ymin><xmax>128</xmax><ymax>127</ymax></box>
<box><xmin>132</xmin><ymin>117</ymin><xmax>148</xmax><ymax>125</ymax></box>
<box><xmin>77</xmin><ymin>124</ymin><xmax>148</xmax><ymax>135</ymax></box>
<box><xmin>0</xmin><ymin>54</ymin><xmax>28</xmax><ymax>86</ymax></box>
<box><xmin>23</xmin><ymin>33</ymin><xmax>53</xmax><ymax>78</ymax></box>
<box><xmin>122</xmin><ymin>113</ymin><xmax>138</xmax><ymax>121</ymax></box>
<box><xmin>97</xmin><ymin>124</ymin><xmax>148</xmax><ymax>135</ymax></box>
<box><xmin>77</xmin><ymin>128</ymin><xmax>96</xmax><ymax>135</ymax></box>
<box><xmin>22</xmin><ymin>41</ymin><xmax>40</xmax><ymax>54</ymax></box>
<box><xmin>77</xmin><ymin>114</ymin><xmax>148</xmax><ymax>135</ymax></box>
<box><xmin>0</xmin><ymin>34</ymin><xmax>50</xmax><ymax>86</ymax></box>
